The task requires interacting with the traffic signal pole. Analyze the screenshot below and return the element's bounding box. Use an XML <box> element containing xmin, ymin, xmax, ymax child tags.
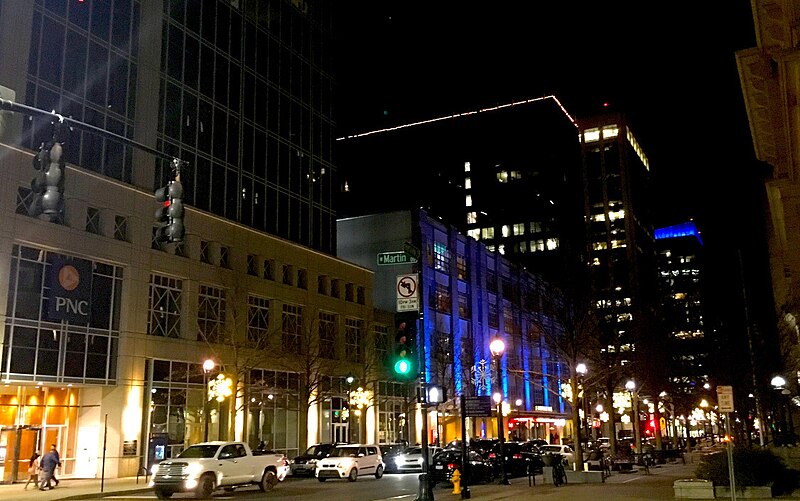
<box><xmin>416</xmin><ymin>307</ymin><xmax>434</xmax><ymax>501</ymax></box>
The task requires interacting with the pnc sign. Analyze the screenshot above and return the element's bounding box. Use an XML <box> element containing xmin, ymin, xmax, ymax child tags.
<box><xmin>47</xmin><ymin>256</ymin><xmax>92</xmax><ymax>323</ymax></box>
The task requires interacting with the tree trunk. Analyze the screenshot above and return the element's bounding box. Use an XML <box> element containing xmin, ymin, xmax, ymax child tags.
<box><xmin>571</xmin><ymin>377</ymin><xmax>583</xmax><ymax>470</ymax></box>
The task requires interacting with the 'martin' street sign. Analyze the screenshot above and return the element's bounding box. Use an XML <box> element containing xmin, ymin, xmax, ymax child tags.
<box><xmin>377</xmin><ymin>251</ymin><xmax>418</xmax><ymax>266</ymax></box>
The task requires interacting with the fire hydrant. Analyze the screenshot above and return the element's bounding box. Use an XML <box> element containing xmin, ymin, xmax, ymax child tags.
<box><xmin>452</xmin><ymin>468</ymin><xmax>462</xmax><ymax>494</ymax></box>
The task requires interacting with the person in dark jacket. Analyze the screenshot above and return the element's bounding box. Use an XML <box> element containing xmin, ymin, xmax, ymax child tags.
<box><xmin>38</xmin><ymin>450</ymin><xmax>58</xmax><ymax>490</ymax></box>
<box><xmin>49</xmin><ymin>444</ymin><xmax>61</xmax><ymax>486</ymax></box>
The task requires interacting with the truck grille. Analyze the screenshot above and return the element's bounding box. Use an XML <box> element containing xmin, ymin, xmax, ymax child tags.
<box><xmin>156</xmin><ymin>462</ymin><xmax>188</xmax><ymax>477</ymax></box>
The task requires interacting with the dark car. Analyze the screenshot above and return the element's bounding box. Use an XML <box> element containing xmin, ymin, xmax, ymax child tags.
<box><xmin>429</xmin><ymin>449</ymin><xmax>493</xmax><ymax>487</ymax></box>
<box><xmin>380</xmin><ymin>443</ymin><xmax>409</xmax><ymax>473</ymax></box>
<box><xmin>290</xmin><ymin>443</ymin><xmax>338</xmax><ymax>477</ymax></box>
<box><xmin>520</xmin><ymin>441</ymin><xmax>545</xmax><ymax>474</ymax></box>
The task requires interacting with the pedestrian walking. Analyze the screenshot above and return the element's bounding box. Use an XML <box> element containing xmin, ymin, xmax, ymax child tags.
<box><xmin>38</xmin><ymin>449</ymin><xmax>58</xmax><ymax>490</ymax></box>
<box><xmin>24</xmin><ymin>451</ymin><xmax>40</xmax><ymax>489</ymax></box>
<box><xmin>49</xmin><ymin>443</ymin><xmax>61</xmax><ymax>486</ymax></box>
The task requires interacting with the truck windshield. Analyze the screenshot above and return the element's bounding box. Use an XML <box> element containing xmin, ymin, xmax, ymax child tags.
<box><xmin>177</xmin><ymin>445</ymin><xmax>220</xmax><ymax>459</ymax></box>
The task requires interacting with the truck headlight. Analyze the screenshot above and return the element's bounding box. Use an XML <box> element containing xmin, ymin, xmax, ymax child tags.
<box><xmin>186</xmin><ymin>463</ymin><xmax>204</xmax><ymax>477</ymax></box>
<box><xmin>308</xmin><ymin>459</ymin><xmax>317</xmax><ymax>465</ymax></box>
<box><xmin>151</xmin><ymin>464</ymin><xmax>160</xmax><ymax>476</ymax></box>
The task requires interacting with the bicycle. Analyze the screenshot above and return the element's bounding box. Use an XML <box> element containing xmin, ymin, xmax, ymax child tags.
<box><xmin>551</xmin><ymin>455</ymin><xmax>567</xmax><ymax>486</ymax></box>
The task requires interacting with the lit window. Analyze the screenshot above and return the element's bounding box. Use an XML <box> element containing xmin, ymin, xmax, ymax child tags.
<box><xmin>530</xmin><ymin>240</ymin><xmax>544</xmax><ymax>252</ymax></box>
<box><xmin>481</xmin><ymin>227</ymin><xmax>494</xmax><ymax>239</ymax></box>
<box><xmin>513</xmin><ymin>223</ymin><xmax>525</xmax><ymax>235</ymax></box>
<box><xmin>464</xmin><ymin>161</ymin><xmax>470</xmax><ymax>172</ymax></box>
<box><xmin>592</xmin><ymin>213</ymin><xmax>606</xmax><ymax>222</ymax></box>
<box><xmin>592</xmin><ymin>242</ymin><xmax>607</xmax><ymax>250</ymax></box>
<box><xmin>584</xmin><ymin>128</ymin><xmax>600</xmax><ymax>142</ymax></box>
<box><xmin>501</xmin><ymin>225</ymin><xmax>510</xmax><ymax>237</ymax></box>
<box><xmin>434</xmin><ymin>242</ymin><xmax>450</xmax><ymax>271</ymax></box>
<box><xmin>467</xmin><ymin>229</ymin><xmax>480</xmax><ymax>240</ymax></box>
<box><xmin>497</xmin><ymin>171</ymin><xmax>508</xmax><ymax>183</ymax></box>
<box><xmin>467</xmin><ymin>212</ymin><xmax>477</xmax><ymax>224</ymax></box>
<box><xmin>530</xmin><ymin>222</ymin><xmax>542</xmax><ymax>233</ymax></box>
<box><xmin>602</xmin><ymin>125</ymin><xmax>619</xmax><ymax>139</ymax></box>
<box><xmin>465</xmin><ymin>194</ymin><xmax>472</xmax><ymax>207</ymax></box>
<box><xmin>611</xmin><ymin>240</ymin><xmax>627</xmax><ymax>249</ymax></box>
<box><xmin>546</xmin><ymin>238</ymin><xmax>559</xmax><ymax>250</ymax></box>
<box><xmin>465</xmin><ymin>177</ymin><xmax>472</xmax><ymax>190</ymax></box>
<box><xmin>608</xmin><ymin>209</ymin><xmax>625</xmax><ymax>221</ymax></box>
<box><xmin>498</xmin><ymin>245</ymin><xmax>505</xmax><ymax>255</ymax></box>
<box><xmin>486</xmin><ymin>245</ymin><xmax>495</xmax><ymax>252</ymax></box>
<box><xmin>592</xmin><ymin>257</ymin><xmax>601</xmax><ymax>266</ymax></box>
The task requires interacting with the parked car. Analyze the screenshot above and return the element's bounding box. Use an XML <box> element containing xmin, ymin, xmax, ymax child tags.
<box><xmin>315</xmin><ymin>444</ymin><xmax>384</xmax><ymax>482</ymax></box>
<box><xmin>150</xmin><ymin>441</ymin><xmax>288</xmax><ymax>499</ymax></box>
<box><xmin>429</xmin><ymin>449</ymin><xmax>493</xmax><ymax>487</ymax></box>
<box><xmin>597</xmin><ymin>437</ymin><xmax>611</xmax><ymax>450</ymax></box>
<box><xmin>518</xmin><ymin>441</ymin><xmax>545</xmax><ymax>475</ymax></box>
<box><xmin>391</xmin><ymin>446</ymin><xmax>441</xmax><ymax>472</ymax></box>
<box><xmin>290</xmin><ymin>443</ymin><xmax>339</xmax><ymax>477</ymax></box>
<box><xmin>539</xmin><ymin>444</ymin><xmax>575</xmax><ymax>466</ymax></box>
<box><xmin>500</xmin><ymin>442</ymin><xmax>530</xmax><ymax>477</ymax></box>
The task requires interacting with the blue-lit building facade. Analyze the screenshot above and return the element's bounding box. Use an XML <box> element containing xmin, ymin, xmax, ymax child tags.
<box><xmin>338</xmin><ymin>210</ymin><xmax>569</xmax><ymax>446</ymax></box>
<box><xmin>655</xmin><ymin>222</ymin><xmax>710</xmax><ymax>417</ymax></box>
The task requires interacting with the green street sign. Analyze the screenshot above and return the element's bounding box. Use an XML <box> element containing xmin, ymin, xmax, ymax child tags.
<box><xmin>377</xmin><ymin>251</ymin><xmax>418</xmax><ymax>266</ymax></box>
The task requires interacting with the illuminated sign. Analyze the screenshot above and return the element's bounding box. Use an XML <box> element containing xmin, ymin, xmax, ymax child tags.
<box><xmin>47</xmin><ymin>256</ymin><xmax>92</xmax><ymax>323</ymax></box>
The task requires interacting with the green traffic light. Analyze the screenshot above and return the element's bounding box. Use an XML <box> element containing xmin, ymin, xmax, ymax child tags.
<box><xmin>394</xmin><ymin>359</ymin><xmax>411</xmax><ymax>374</ymax></box>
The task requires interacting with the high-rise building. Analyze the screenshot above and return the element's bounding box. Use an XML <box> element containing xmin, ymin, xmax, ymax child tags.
<box><xmin>578</xmin><ymin>112</ymin><xmax>659</xmax><ymax>368</ymax></box>
<box><xmin>0</xmin><ymin>0</ymin><xmax>336</xmax><ymax>252</ymax></box>
<box><xmin>336</xmin><ymin>96</ymin><xmax>585</xmax><ymax>287</ymax></box>
<box><xmin>655</xmin><ymin>221</ymin><xmax>709</xmax><ymax>414</ymax></box>
<box><xmin>0</xmin><ymin>0</ymin><xmax>356</xmax><ymax>481</ymax></box>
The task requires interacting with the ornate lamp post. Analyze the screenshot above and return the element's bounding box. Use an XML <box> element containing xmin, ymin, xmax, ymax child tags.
<box><xmin>771</xmin><ymin>375</ymin><xmax>790</xmax><ymax>445</ymax></box>
<box><xmin>345</xmin><ymin>373</ymin><xmax>355</xmax><ymax>442</ymax></box>
<box><xmin>202</xmin><ymin>359</ymin><xmax>215</xmax><ymax>442</ymax></box>
<box><xmin>576</xmin><ymin>363</ymin><xmax>588</xmax><ymax>450</ymax></box>
<box><xmin>489</xmin><ymin>337</ymin><xmax>510</xmax><ymax>485</ymax></box>
<box><xmin>626</xmin><ymin>380</ymin><xmax>641</xmax><ymax>455</ymax></box>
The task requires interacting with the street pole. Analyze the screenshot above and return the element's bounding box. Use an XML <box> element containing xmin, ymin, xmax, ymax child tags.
<box><xmin>203</xmin><ymin>371</ymin><xmax>209</xmax><ymax>442</ymax></box>
<box><xmin>415</xmin><ymin>308</ymin><xmax>434</xmax><ymax>501</ymax></box>
<box><xmin>726</xmin><ymin>413</ymin><xmax>737</xmax><ymax>501</ymax></box>
<box><xmin>494</xmin><ymin>355</ymin><xmax>510</xmax><ymax>485</ymax></box>
<box><xmin>460</xmin><ymin>395</ymin><xmax>471</xmax><ymax>499</ymax></box>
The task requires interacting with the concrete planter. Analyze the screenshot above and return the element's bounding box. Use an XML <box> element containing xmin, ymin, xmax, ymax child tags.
<box><xmin>674</xmin><ymin>479</ymin><xmax>714</xmax><ymax>499</ymax></box>
<box><xmin>713</xmin><ymin>485</ymin><xmax>773</xmax><ymax>498</ymax></box>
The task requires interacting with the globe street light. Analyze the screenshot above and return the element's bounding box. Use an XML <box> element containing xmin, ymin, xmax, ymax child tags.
<box><xmin>771</xmin><ymin>375</ymin><xmax>791</xmax><ymax>445</ymax></box>
<box><xmin>625</xmin><ymin>380</ymin><xmax>641</xmax><ymax>455</ymax></box>
<box><xmin>202</xmin><ymin>359</ymin><xmax>215</xmax><ymax>442</ymax></box>
<box><xmin>576</xmin><ymin>363</ymin><xmax>589</xmax><ymax>449</ymax></box>
<box><xmin>345</xmin><ymin>373</ymin><xmax>355</xmax><ymax>442</ymax></box>
<box><xmin>489</xmin><ymin>337</ymin><xmax>510</xmax><ymax>485</ymax></box>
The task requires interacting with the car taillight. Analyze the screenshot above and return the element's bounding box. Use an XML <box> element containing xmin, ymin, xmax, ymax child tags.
<box><xmin>488</xmin><ymin>453</ymin><xmax>496</xmax><ymax>459</ymax></box>
<box><xmin>513</xmin><ymin>454</ymin><xmax>523</xmax><ymax>459</ymax></box>
<box><xmin>447</xmin><ymin>463</ymin><xmax>457</xmax><ymax>470</ymax></box>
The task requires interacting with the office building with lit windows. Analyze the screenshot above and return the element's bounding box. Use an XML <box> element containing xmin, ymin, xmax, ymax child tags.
<box><xmin>655</xmin><ymin>221</ymin><xmax>710</xmax><ymax>414</ymax></box>
<box><xmin>338</xmin><ymin>209</ymin><xmax>571</xmax><ymax>447</ymax></box>
<box><xmin>578</xmin><ymin>113</ymin><xmax>659</xmax><ymax>365</ymax></box>
<box><xmin>0</xmin><ymin>0</ymin><xmax>354</xmax><ymax>482</ymax></box>
<box><xmin>337</xmin><ymin>96</ymin><xmax>585</xmax><ymax>288</ymax></box>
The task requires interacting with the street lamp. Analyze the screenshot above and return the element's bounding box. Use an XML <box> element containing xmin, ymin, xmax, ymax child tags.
<box><xmin>626</xmin><ymin>380</ymin><xmax>641</xmax><ymax>455</ymax></box>
<box><xmin>576</xmin><ymin>363</ymin><xmax>589</xmax><ymax>449</ymax></box>
<box><xmin>771</xmin><ymin>375</ymin><xmax>791</xmax><ymax>445</ymax></box>
<box><xmin>202</xmin><ymin>359</ymin><xmax>215</xmax><ymax>442</ymax></box>
<box><xmin>489</xmin><ymin>337</ymin><xmax>510</xmax><ymax>485</ymax></box>
<box><xmin>345</xmin><ymin>373</ymin><xmax>355</xmax><ymax>442</ymax></box>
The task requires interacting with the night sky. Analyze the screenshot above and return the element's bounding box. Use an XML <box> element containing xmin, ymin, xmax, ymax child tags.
<box><xmin>333</xmin><ymin>3</ymin><xmax>777</xmax><ymax>371</ymax></box>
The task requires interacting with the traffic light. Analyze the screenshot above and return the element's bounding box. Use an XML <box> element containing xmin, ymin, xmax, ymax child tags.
<box><xmin>393</xmin><ymin>312</ymin><xmax>416</xmax><ymax>378</ymax></box>
<box><xmin>29</xmin><ymin>140</ymin><xmax>65</xmax><ymax>222</ymax></box>
<box><xmin>154</xmin><ymin>177</ymin><xmax>185</xmax><ymax>243</ymax></box>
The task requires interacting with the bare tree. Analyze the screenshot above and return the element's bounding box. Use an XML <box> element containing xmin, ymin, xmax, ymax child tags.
<box><xmin>529</xmin><ymin>283</ymin><xmax>602</xmax><ymax>470</ymax></box>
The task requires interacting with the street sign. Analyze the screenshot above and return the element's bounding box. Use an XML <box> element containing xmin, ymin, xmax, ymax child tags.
<box><xmin>396</xmin><ymin>274</ymin><xmax>419</xmax><ymax>312</ymax></box>
<box><xmin>404</xmin><ymin>241</ymin><xmax>421</xmax><ymax>260</ymax></box>
<box><xmin>464</xmin><ymin>396</ymin><xmax>493</xmax><ymax>417</ymax></box>
<box><xmin>378</xmin><ymin>251</ymin><xmax>418</xmax><ymax>266</ymax></box>
<box><xmin>717</xmin><ymin>385</ymin><xmax>734</xmax><ymax>413</ymax></box>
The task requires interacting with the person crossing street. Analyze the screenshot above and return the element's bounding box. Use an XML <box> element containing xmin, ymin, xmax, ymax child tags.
<box><xmin>38</xmin><ymin>448</ymin><xmax>58</xmax><ymax>490</ymax></box>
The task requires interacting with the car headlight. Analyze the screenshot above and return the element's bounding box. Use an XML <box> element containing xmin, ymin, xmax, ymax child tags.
<box><xmin>186</xmin><ymin>463</ymin><xmax>204</xmax><ymax>477</ymax></box>
<box><xmin>150</xmin><ymin>464</ymin><xmax>160</xmax><ymax>476</ymax></box>
<box><xmin>308</xmin><ymin>459</ymin><xmax>317</xmax><ymax>464</ymax></box>
<box><xmin>289</xmin><ymin>459</ymin><xmax>295</xmax><ymax>464</ymax></box>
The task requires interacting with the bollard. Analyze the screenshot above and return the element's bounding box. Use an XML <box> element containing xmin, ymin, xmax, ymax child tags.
<box><xmin>452</xmin><ymin>468</ymin><xmax>462</xmax><ymax>495</ymax></box>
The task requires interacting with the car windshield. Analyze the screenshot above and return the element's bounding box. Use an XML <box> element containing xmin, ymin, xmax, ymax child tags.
<box><xmin>405</xmin><ymin>448</ymin><xmax>422</xmax><ymax>455</ymax></box>
<box><xmin>331</xmin><ymin>446</ymin><xmax>359</xmax><ymax>457</ymax></box>
<box><xmin>177</xmin><ymin>445</ymin><xmax>220</xmax><ymax>459</ymax></box>
<box><xmin>434</xmin><ymin>450</ymin><xmax>460</xmax><ymax>461</ymax></box>
<box><xmin>540</xmin><ymin>446</ymin><xmax>561</xmax><ymax>453</ymax></box>
<box><xmin>305</xmin><ymin>445</ymin><xmax>330</xmax><ymax>457</ymax></box>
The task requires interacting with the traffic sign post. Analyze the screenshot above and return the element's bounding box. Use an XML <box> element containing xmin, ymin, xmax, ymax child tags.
<box><xmin>717</xmin><ymin>385</ymin><xmax>737</xmax><ymax>500</ymax></box>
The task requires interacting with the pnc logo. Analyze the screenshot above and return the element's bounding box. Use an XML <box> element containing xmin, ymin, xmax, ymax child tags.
<box><xmin>58</xmin><ymin>265</ymin><xmax>80</xmax><ymax>291</ymax></box>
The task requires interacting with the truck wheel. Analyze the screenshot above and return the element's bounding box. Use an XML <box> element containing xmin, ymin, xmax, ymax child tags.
<box><xmin>348</xmin><ymin>468</ymin><xmax>358</xmax><ymax>482</ymax></box>
<box><xmin>154</xmin><ymin>488</ymin><xmax>173</xmax><ymax>499</ymax></box>
<box><xmin>375</xmin><ymin>465</ymin><xmax>384</xmax><ymax>479</ymax></box>
<box><xmin>196</xmin><ymin>474</ymin><xmax>215</xmax><ymax>499</ymax></box>
<box><xmin>317</xmin><ymin>476</ymin><xmax>327</xmax><ymax>482</ymax></box>
<box><xmin>259</xmin><ymin>470</ymin><xmax>277</xmax><ymax>492</ymax></box>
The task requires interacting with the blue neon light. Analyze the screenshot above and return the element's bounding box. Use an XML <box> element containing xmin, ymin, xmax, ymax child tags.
<box><xmin>654</xmin><ymin>221</ymin><xmax>703</xmax><ymax>246</ymax></box>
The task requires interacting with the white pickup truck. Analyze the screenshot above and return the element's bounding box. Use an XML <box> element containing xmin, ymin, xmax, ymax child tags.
<box><xmin>150</xmin><ymin>441</ymin><xmax>289</xmax><ymax>499</ymax></box>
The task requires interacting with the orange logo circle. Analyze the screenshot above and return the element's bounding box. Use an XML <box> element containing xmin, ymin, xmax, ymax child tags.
<box><xmin>58</xmin><ymin>265</ymin><xmax>80</xmax><ymax>291</ymax></box>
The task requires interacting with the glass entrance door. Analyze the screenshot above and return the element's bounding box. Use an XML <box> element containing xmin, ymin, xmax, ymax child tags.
<box><xmin>332</xmin><ymin>423</ymin><xmax>348</xmax><ymax>443</ymax></box>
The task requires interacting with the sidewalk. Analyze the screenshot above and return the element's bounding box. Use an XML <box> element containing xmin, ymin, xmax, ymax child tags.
<box><xmin>0</xmin><ymin>475</ymin><xmax>152</xmax><ymax>501</ymax></box>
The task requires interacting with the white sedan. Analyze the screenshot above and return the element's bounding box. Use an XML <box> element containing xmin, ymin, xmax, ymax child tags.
<box><xmin>392</xmin><ymin>446</ymin><xmax>441</xmax><ymax>471</ymax></box>
<box><xmin>539</xmin><ymin>444</ymin><xmax>575</xmax><ymax>466</ymax></box>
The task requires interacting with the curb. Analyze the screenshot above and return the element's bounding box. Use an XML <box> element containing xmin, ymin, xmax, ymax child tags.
<box><xmin>53</xmin><ymin>487</ymin><xmax>153</xmax><ymax>500</ymax></box>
